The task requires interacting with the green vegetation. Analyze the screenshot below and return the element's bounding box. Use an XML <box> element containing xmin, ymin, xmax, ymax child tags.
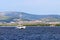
<box><xmin>0</xmin><ymin>23</ymin><xmax>18</xmax><ymax>26</ymax></box>
<box><xmin>0</xmin><ymin>16</ymin><xmax>9</xmax><ymax>20</ymax></box>
<box><xmin>0</xmin><ymin>23</ymin><xmax>60</xmax><ymax>26</ymax></box>
<box><xmin>55</xmin><ymin>24</ymin><xmax>60</xmax><ymax>26</ymax></box>
<box><xmin>23</xmin><ymin>24</ymin><xmax>50</xmax><ymax>26</ymax></box>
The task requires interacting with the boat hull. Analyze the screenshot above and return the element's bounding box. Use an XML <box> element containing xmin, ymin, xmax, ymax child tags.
<box><xmin>16</xmin><ymin>26</ymin><xmax>26</xmax><ymax>29</ymax></box>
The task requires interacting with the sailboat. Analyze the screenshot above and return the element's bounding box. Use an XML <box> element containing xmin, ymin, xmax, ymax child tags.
<box><xmin>16</xmin><ymin>14</ymin><xmax>26</xmax><ymax>29</ymax></box>
<box><xmin>16</xmin><ymin>25</ymin><xmax>26</xmax><ymax>29</ymax></box>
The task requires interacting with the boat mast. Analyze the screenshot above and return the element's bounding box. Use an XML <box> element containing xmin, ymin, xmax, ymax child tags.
<box><xmin>19</xmin><ymin>13</ymin><xmax>22</xmax><ymax>26</ymax></box>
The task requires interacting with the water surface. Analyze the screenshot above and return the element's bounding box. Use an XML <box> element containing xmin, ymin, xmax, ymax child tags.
<box><xmin>0</xmin><ymin>26</ymin><xmax>60</xmax><ymax>40</ymax></box>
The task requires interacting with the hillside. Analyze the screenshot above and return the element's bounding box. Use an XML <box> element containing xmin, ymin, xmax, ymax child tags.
<box><xmin>0</xmin><ymin>12</ymin><xmax>60</xmax><ymax>22</ymax></box>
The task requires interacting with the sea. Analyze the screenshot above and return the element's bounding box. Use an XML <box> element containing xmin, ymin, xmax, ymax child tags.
<box><xmin>0</xmin><ymin>26</ymin><xmax>60</xmax><ymax>40</ymax></box>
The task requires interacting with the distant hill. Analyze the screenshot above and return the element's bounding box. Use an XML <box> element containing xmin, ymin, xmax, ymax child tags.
<box><xmin>5</xmin><ymin>12</ymin><xmax>40</xmax><ymax>20</ymax></box>
<box><xmin>0</xmin><ymin>12</ymin><xmax>60</xmax><ymax>22</ymax></box>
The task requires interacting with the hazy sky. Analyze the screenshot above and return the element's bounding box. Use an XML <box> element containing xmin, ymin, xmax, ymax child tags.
<box><xmin>0</xmin><ymin>0</ymin><xmax>60</xmax><ymax>15</ymax></box>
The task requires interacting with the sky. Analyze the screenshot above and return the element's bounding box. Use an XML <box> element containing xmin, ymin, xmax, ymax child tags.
<box><xmin>0</xmin><ymin>0</ymin><xmax>60</xmax><ymax>15</ymax></box>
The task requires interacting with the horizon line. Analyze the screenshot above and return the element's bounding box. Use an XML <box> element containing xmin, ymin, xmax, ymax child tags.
<box><xmin>0</xmin><ymin>11</ymin><xmax>60</xmax><ymax>15</ymax></box>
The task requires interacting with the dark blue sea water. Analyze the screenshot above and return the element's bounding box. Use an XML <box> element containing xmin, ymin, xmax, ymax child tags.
<box><xmin>0</xmin><ymin>26</ymin><xmax>60</xmax><ymax>40</ymax></box>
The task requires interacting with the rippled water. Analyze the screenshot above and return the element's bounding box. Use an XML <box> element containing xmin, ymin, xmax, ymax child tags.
<box><xmin>0</xmin><ymin>26</ymin><xmax>60</xmax><ymax>40</ymax></box>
